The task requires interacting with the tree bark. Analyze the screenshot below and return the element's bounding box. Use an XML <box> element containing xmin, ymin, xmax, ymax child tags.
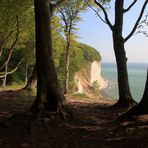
<box><xmin>112</xmin><ymin>0</ymin><xmax>136</xmax><ymax>108</ymax></box>
<box><xmin>119</xmin><ymin>68</ymin><xmax>148</xmax><ymax>119</ymax></box>
<box><xmin>25</xmin><ymin>64</ymin><xmax>28</xmax><ymax>85</ymax></box>
<box><xmin>30</xmin><ymin>0</ymin><xmax>66</xmax><ymax>113</ymax></box>
<box><xmin>64</xmin><ymin>35</ymin><xmax>71</xmax><ymax>94</ymax></box>
<box><xmin>113</xmin><ymin>33</ymin><xmax>136</xmax><ymax>107</ymax></box>
<box><xmin>23</xmin><ymin>65</ymin><xmax>37</xmax><ymax>92</ymax></box>
<box><xmin>139</xmin><ymin>68</ymin><xmax>148</xmax><ymax>106</ymax></box>
<box><xmin>2</xmin><ymin>64</ymin><xmax>8</xmax><ymax>87</ymax></box>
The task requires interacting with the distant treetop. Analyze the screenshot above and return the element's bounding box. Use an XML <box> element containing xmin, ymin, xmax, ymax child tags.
<box><xmin>78</xmin><ymin>43</ymin><xmax>101</xmax><ymax>62</ymax></box>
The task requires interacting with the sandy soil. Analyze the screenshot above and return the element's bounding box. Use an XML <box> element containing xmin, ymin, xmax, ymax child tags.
<box><xmin>0</xmin><ymin>91</ymin><xmax>148</xmax><ymax>148</ymax></box>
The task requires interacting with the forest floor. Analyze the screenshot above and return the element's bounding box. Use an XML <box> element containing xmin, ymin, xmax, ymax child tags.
<box><xmin>0</xmin><ymin>90</ymin><xmax>148</xmax><ymax>148</ymax></box>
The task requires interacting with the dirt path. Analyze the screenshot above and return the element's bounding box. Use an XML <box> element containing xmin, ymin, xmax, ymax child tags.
<box><xmin>0</xmin><ymin>91</ymin><xmax>148</xmax><ymax>148</ymax></box>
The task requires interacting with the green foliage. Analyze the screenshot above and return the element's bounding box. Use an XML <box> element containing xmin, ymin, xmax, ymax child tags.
<box><xmin>0</xmin><ymin>0</ymin><xmax>102</xmax><ymax>90</ymax></box>
<box><xmin>0</xmin><ymin>0</ymin><xmax>35</xmax><ymax>86</ymax></box>
<box><xmin>72</xmin><ymin>93</ymin><xmax>90</xmax><ymax>99</ymax></box>
<box><xmin>92</xmin><ymin>80</ymin><xmax>100</xmax><ymax>91</ymax></box>
<box><xmin>58</xmin><ymin>0</ymin><xmax>87</xmax><ymax>30</ymax></box>
<box><xmin>57</xmin><ymin>41</ymin><xmax>101</xmax><ymax>91</ymax></box>
<box><xmin>68</xmin><ymin>43</ymin><xmax>86</xmax><ymax>89</ymax></box>
<box><xmin>92</xmin><ymin>80</ymin><xmax>100</xmax><ymax>96</ymax></box>
<box><xmin>51</xmin><ymin>16</ymin><xmax>66</xmax><ymax>67</ymax></box>
<box><xmin>0</xmin><ymin>48</ymin><xmax>34</xmax><ymax>85</ymax></box>
<box><xmin>78</xmin><ymin>43</ymin><xmax>101</xmax><ymax>62</ymax></box>
<box><xmin>0</xmin><ymin>0</ymin><xmax>34</xmax><ymax>48</ymax></box>
<box><xmin>54</xmin><ymin>0</ymin><xmax>101</xmax><ymax>92</ymax></box>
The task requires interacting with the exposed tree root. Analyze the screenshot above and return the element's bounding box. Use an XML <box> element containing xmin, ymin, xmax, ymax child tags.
<box><xmin>57</xmin><ymin>103</ymin><xmax>80</xmax><ymax>121</ymax></box>
<box><xmin>29</xmin><ymin>101</ymin><xmax>80</xmax><ymax>123</ymax></box>
<box><xmin>111</xmin><ymin>98</ymin><xmax>137</xmax><ymax>109</ymax></box>
<box><xmin>19</xmin><ymin>87</ymin><xmax>35</xmax><ymax>97</ymax></box>
<box><xmin>118</xmin><ymin>103</ymin><xmax>148</xmax><ymax>121</ymax></box>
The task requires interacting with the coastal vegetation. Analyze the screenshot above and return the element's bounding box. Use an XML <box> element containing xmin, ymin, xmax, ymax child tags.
<box><xmin>0</xmin><ymin>0</ymin><xmax>148</xmax><ymax>147</ymax></box>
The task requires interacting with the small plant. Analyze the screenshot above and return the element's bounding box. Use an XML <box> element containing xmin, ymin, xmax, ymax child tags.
<box><xmin>92</xmin><ymin>80</ymin><xmax>100</xmax><ymax>96</ymax></box>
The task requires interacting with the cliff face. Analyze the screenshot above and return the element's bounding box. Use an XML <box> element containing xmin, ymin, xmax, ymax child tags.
<box><xmin>74</xmin><ymin>61</ymin><xmax>108</xmax><ymax>94</ymax></box>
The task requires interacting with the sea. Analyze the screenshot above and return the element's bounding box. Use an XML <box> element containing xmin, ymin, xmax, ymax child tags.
<box><xmin>101</xmin><ymin>62</ymin><xmax>147</xmax><ymax>102</ymax></box>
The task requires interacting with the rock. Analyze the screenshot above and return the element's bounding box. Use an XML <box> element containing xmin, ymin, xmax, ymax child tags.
<box><xmin>74</xmin><ymin>61</ymin><xmax>108</xmax><ymax>94</ymax></box>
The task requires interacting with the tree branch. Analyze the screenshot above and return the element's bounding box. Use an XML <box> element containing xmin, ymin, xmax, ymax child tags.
<box><xmin>57</xmin><ymin>7</ymin><xmax>68</xmax><ymax>31</ymax></box>
<box><xmin>0</xmin><ymin>16</ymin><xmax>19</xmax><ymax>70</ymax></box>
<box><xmin>124</xmin><ymin>0</ymin><xmax>148</xmax><ymax>42</ymax></box>
<box><xmin>0</xmin><ymin>19</ymin><xmax>16</xmax><ymax>51</ymax></box>
<box><xmin>123</xmin><ymin>0</ymin><xmax>137</xmax><ymax>13</ymax></box>
<box><xmin>0</xmin><ymin>58</ymin><xmax>25</xmax><ymax>77</ymax></box>
<box><xmin>94</xmin><ymin>0</ymin><xmax>113</xmax><ymax>30</ymax></box>
<box><xmin>0</xmin><ymin>30</ymin><xmax>14</xmax><ymax>50</ymax></box>
<box><xmin>85</xmin><ymin>1</ymin><xmax>107</xmax><ymax>24</ymax></box>
<box><xmin>7</xmin><ymin>58</ymin><xmax>25</xmax><ymax>75</ymax></box>
<box><xmin>50</xmin><ymin>0</ymin><xmax>67</xmax><ymax>14</ymax></box>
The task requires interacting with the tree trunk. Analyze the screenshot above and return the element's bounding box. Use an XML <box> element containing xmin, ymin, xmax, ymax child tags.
<box><xmin>30</xmin><ymin>0</ymin><xmax>66</xmax><ymax>113</ymax></box>
<box><xmin>94</xmin><ymin>0</ymin><xmax>147</xmax><ymax>108</ymax></box>
<box><xmin>131</xmin><ymin>69</ymin><xmax>148</xmax><ymax>114</ymax></box>
<box><xmin>25</xmin><ymin>64</ymin><xmax>28</xmax><ymax>85</ymax></box>
<box><xmin>119</xmin><ymin>68</ymin><xmax>148</xmax><ymax>119</ymax></box>
<box><xmin>64</xmin><ymin>39</ymin><xmax>70</xmax><ymax>94</ymax></box>
<box><xmin>113</xmin><ymin>33</ymin><xmax>136</xmax><ymax>108</ymax></box>
<box><xmin>0</xmin><ymin>47</ymin><xmax>2</xmax><ymax>59</ymax></box>
<box><xmin>112</xmin><ymin>0</ymin><xmax>136</xmax><ymax>108</ymax></box>
<box><xmin>139</xmin><ymin>68</ymin><xmax>148</xmax><ymax>105</ymax></box>
<box><xmin>2</xmin><ymin>65</ymin><xmax>8</xmax><ymax>87</ymax></box>
<box><xmin>23</xmin><ymin>65</ymin><xmax>37</xmax><ymax>92</ymax></box>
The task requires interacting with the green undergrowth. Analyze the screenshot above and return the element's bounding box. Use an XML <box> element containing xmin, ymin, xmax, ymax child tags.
<box><xmin>70</xmin><ymin>93</ymin><xmax>90</xmax><ymax>100</ymax></box>
<box><xmin>0</xmin><ymin>84</ymin><xmax>25</xmax><ymax>91</ymax></box>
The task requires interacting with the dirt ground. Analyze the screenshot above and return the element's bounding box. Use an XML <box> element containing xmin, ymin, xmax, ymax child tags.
<box><xmin>0</xmin><ymin>90</ymin><xmax>148</xmax><ymax>148</ymax></box>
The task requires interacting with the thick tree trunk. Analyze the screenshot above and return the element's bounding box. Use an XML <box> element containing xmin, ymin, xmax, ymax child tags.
<box><xmin>30</xmin><ymin>0</ymin><xmax>66</xmax><ymax>113</ymax></box>
<box><xmin>112</xmin><ymin>0</ymin><xmax>136</xmax><ymax>108</ymax></box>
<box><xmin>119</xmin><ymin>68</ymin><xmax>148</xmax><ymax>119</ymax></box>
<box><xmin>139</xmin><ymin>69</ymin><xmax>148</xmax><ymax>105</ymax></box>
<box><xmin>23</xmin><ymin>65</ymin><xmax>37</xmax><ymax>92</ymax></box>
<box><xmin>113</xmin><ymin>33</ymin><xmax>136</xmax><ymax>108</ymax></box>
<box><xmin>131</xmin><ymin>68</ymin><xmax>148</xmax><ymax>114</ymax></box>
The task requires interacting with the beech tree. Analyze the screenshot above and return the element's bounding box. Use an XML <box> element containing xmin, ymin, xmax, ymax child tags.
<box><xmin>0</xmin><ymin>2</ymin><xmax>31</xmax><ymax>87</ymax></box>
<box><xmin>58</xmin><ymin>0</ymin><xmax>86</xmax><ymax>94</ymax></box>
<box><xmin>119</xmin><ymin>15</ymin><xmax>148</xmax><ymax>118</ymax></box>
<box><xmin>0</xmin><ymin>0</ymin><xmax>35</xmax><ymax>87</ymax></box>
<box><xmin>23</xmin><ymin>16</ymin><xmax>64</xmax><ymax>93</ymax></box>
<box><xmin>24</xmin><ymin>1</ymin><xmax>66</xmax><ymax>93</ymax></box>
<box><xmin>92</xmin><ymin>0</ymin><xmax>148</xmax><ymax>108</ymax></box>
<box><xmin>0</xmin><ymin>17</ymin><xmax>20</xmax><ymax>87</ymax></box>
<box><xmin>31</xmin><ymin>0</ymin><xmax>68</xmax><ymax>113</ymax></box>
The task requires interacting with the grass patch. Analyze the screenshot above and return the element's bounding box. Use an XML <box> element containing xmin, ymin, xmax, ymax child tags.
<box><xmin>0</xmin><ymin>84</ymin><xmax>36</xmax><ymax>97</ymax></box>
<box><xmin>0</xmin><ymin>84</ymin><xmax>25</xmax><ymax>91</ymax></box>
<box><xmin>71</xmin><ymin>93</ymin><xmax>90</xmax><ymax>99</ymax></box>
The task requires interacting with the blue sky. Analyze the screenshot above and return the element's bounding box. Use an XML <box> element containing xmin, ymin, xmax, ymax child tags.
<box><xmin>77</xmin><ymin>1</ymin><xmax>148</xmax><ymax>63</ymax></box>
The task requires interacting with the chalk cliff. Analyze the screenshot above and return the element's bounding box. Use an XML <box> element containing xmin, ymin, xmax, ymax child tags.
<box><xmin>74</xmin><ymin>61</ymin><xmax>108</xmax><ymax>94</ymax></box>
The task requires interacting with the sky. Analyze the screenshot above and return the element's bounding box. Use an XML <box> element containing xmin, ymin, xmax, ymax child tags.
<box><xmin>77</xmin><ymin>1</ymin><xmax>148</xmax><ymax>63</ymax></box>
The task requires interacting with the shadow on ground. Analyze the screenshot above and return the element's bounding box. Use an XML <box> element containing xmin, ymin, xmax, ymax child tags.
<box><xmin>0</xmin><ymin>91</ymin><xmax>148</xmax><ymax>148</ymax></box>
